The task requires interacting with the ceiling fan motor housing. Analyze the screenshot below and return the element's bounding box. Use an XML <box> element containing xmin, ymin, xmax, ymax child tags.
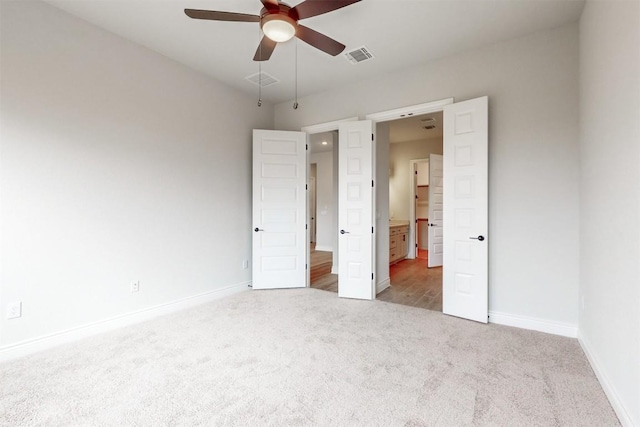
<box><xmin>260</xmin><ymin>3</ymin><xmax>299</xmax><ymax>31</ymax></box>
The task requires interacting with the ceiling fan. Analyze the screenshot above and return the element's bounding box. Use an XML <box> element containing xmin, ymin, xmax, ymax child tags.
<box><xmin>185</xmin><ymin>0</ymin><xmax>361</xmax><ymax>61</ymax></box>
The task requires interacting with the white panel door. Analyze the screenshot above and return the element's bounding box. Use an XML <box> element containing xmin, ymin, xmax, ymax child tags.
<box><xmin>252</xmin><ymin>130</ymin><xmax>307</xmax><ymax>290</ymax></box>
<box><xmin>442</xmin><ymin>96</ymin><xmax>489</xmax><ymax>323</ymax></box>
<box><xmin>428</xmin><ymin>154</ymin><xmax>444</xmax><ymax>267</ymax></box>
<box><xmin>338</xmin><ymin>120</ymin><xmax>375</xmax><ymax>300</ymax></box>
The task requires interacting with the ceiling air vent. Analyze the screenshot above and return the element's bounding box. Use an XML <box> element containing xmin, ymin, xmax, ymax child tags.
<box><xmin>345</xmin><ymin>46</ymin><xmax>374</xmax><ymax>64</ymax></box>
<box><xmin>245</xmin><ymin>72</ymin><xmax>279</xmax><ymax>87</ymax></box>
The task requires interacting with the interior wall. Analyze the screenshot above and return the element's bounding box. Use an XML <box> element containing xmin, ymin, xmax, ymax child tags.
<box><xmin>0</xmin><ymin>1</ymin><xmax>273</xmax><ymax>347</ymax></box>
<box><xmin>309</xmin><ymin>150</ymin><xmax>334</xmax><ymax>251</ymax></box>
<box><xmin>578</xmin><ymin>1</ymin><xmax>640</xmax><ymax>425</ymax></box>
<box><xmin>389</xmin><ymin>137</ymin><xmax>443</xmax><ymax>221</ymax></box>
<box><xmin>275</xmin><ymin>24</ymin><xmax>580</xmax><ymax>328</ymax></box>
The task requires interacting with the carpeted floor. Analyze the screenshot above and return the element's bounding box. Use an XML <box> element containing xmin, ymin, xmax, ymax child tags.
<box><xmin>0</xmin><ymin>288</ymin><xmax>619</xmax><ymax>426</ymax></box>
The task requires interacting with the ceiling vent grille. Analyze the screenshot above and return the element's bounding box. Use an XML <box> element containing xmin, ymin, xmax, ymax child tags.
<box><xmin>245</xmin><ymin>72</ymin><xmax>280</xmax><ymax>87</ymax></box>
<box><xmin>345</xmin><ymin>46</ymin><xmax>374</xmax><ymax>64</ymax></box>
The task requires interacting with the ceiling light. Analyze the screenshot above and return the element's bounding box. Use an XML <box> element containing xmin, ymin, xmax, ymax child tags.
<box><xmin>321</xmin><ymin>141</ymin><xmax>328</xmax><ymax>145</ymax></box>
<box><xmin>262</xmin><ymin>15</ymin><xmax>297</xmax><ymax>43</ymax></box>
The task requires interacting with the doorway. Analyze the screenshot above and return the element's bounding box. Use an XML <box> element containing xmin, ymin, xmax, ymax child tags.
<box><xmin>307</xmin><ymin>131</ymin><xmax>339</xmax><ymax>292</ymax></box>
<box><xmin>375</xmin><ymin>111</ymin><xmax>444</xmax><ymax>312</ymax></box>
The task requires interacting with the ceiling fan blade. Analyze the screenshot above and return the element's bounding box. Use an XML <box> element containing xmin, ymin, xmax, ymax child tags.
<box><xmin>253</xmin><ymin>36</ymin><xmax>278</xmax><ymax>61</ymax></box>
<box><xmin>296</xmin><ymin>25</ymin><xmax>345</xmax><ymax>56</ymax></box>
<box><xmin>260</xmin><ymin>0</ymin><xmax>280</xmax><ymax>11</ymax></box>
<box><xmin>184</xmin><ymin>9</ymin><xmax>260</xmax><ymax>22</ymax></box>
<box><xmin>291</xmin><ymin>0</ymin><xmax>361</xmax><ymax>20</ymax></box>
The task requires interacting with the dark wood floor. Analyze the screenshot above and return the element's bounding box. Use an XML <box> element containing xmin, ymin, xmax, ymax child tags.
<box><xmin>310</xmin><ymin>245</ymin><xmax>338</xmax><ymax>292</ymax></box>
<box><xmin>379</xmin><ymin>258</ymin><xmax>443</xmax><ymax>312</ymax></box>
<box><xmin>310</xmin><ymin>246</ymin><xmax>442</xmax><ymax>312</ymax></box>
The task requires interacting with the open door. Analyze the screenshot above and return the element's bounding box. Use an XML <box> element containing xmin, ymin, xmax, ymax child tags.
<box><xmin>337</xmin><ymin>120</ymin><xmax>375</xmax><ymax>300</ymax></box>
<box><xmin>252</xmin><ymin>130</ymin><xmax>307</xmax><ymax>290</ymax></box>
<box><xmin>427</xmin><ymin>154</ymin><xmax>444</xmax><ymax>267</ymax></box>
<box><xmin>442</xmin><ymin>97</ymin><xmax>489</xmax><ymax>323</ymax></box>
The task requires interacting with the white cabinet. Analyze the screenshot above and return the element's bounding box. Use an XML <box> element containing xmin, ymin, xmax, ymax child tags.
<box><xmin>417</xmin><ymin>161</ymin><xmax>429</xmax><ymax>186</ymax></box>
<box><xmin>389</xmin><ymin>224</ymin><xmax>409</xmax><ymax>264</ymax></box>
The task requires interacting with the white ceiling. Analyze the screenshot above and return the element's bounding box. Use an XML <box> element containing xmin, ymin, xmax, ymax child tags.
<box><xmin>45</xmin><ymin>0</ymin><xmax>585</xmax><ymax>104</ymax></box>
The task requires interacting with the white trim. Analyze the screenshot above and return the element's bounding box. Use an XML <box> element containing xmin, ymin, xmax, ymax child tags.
<box><xmin>314</xmin><ymin>245</ymin><xmax>333</xmax><ymax>252</ymax></box>
<box><xmin>376</xmin><ymin>277</ymin><xmax>391</xmax><ymax>294</ymax></box>
<box><xmin>0</xmin><ymin>282</ymin><xmax>250</xmax><ymax>362</ymax></box>
<box><xmin>365</xmin><ymin>98</ymin><xmax>454</xmax><ymax>123</ymax></box>
<box><xmin>408</xmin><ymin>158</ymin><xmax>429</xmax><ymax>260</ymax></box>
<box><xmin>330</xmin><ymin>266</ymin><xmax>338</xmax><ymax>275</ymax></box>
<box><xmin>578</xmin><ymin>333</ymin><xmax>635</xmax><ymax>427</ymax></box>
<box><xmin>488</xmin><ymin>310</ymin><xmax>578</xmax><ymax>338</ymax></box>
<box><xmin>301</xmin><ymin>117</ymin><xmax>358</xmax><ymax>134</ymax></box>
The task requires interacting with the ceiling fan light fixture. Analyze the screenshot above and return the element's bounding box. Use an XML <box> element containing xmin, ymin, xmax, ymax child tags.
<box><xmin>262</xmin><ymin>15</ymin><xmax>297</xmax><ymax>42</ymax></box>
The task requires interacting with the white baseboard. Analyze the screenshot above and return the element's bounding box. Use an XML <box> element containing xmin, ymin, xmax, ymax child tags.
<box><xmin>578</xmin><ymin>333</ymin><xmax>635</xmax><ymax>427</ymax></box>
<box><xmin>314</xmin><ymin>245</ymin><xmax>333</xmax><ymax>252</ymax></box>
<box><xmin>376</xmin><ymin>277</ymin><xmax>391</xmax><ymax>294</ymax></box>
<box><xmin>0</xmin><ymin>281</ymin><xmax>250</xmax><ymax>362</ymax></box>
<box><xmin>488</xmin><ymin>310</ymin><xmax>578</xmax><ymax>338</ymax></box>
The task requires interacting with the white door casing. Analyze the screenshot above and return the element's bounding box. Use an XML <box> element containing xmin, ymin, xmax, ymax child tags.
<box><xmin>428</xmin><ymin>154</ymin><xmax>444</xmax><ymax>267</ymax></box>
<box><xmin>252</xmin><ymin>130</ymin><xmax>307</xmax><ymax>290</ymax></box>
<box><xmin>338</xmin><ymin>120</ymin><xmax>375</xmax><ymax>300</ymax></box>
<box><xmin>442</xmin><ymin>96</ymin><xmax>489</xmax><ymax>323</ymax></box>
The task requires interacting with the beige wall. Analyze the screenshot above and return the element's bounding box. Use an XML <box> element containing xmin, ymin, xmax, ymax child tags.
<box><xmin>389</xmin><ymin>138</ymin><xmax>443</xmax><ymax>221</ymax></box>
<box><xmin>578</xmin><ymin>1</ymin><xmax>640</xmax><ymax>425</ymax></box>
<box><xmin>275</xmin><ymin>24</ymin><xmax>580</xmax><ymax>328</ymax></box>
<box><xmin>0</xmin><ymin>1</ymin><xmax>273</xmax><ymax>347</ymax></box>
<box><xmin>310</xmin><ymin>149</ymin><xmax>335</xmax><ymax>251</ymax></box>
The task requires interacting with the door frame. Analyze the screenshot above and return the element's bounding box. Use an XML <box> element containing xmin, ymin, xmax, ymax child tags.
<box><xmin>302</xmin><ymin>117</ymin><xmax>358</xmax><ymax>288</ymax></box>
<box><xmin>408</xmin><ymin>158</ymin><xmax>430</xmax><ymax>260</ymax></box>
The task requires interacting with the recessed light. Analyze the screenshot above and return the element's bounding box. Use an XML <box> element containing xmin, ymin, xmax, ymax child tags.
<box><xmin>321</xmin><ymin>141</ymin><xmax>328</xmax><ymax>145</ymax></box>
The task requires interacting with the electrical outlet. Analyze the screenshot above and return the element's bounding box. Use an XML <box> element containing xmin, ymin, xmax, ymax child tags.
<box><xmin>242</xmin><ymin>260</ymin><xmax>249</xmax><ymax>270</ymax></box>
<box><xmin>6</xmin><ymin>301</ymin><xmax>22</xmax><ymax>319</ymax></box>
<box><xmin>131</xmin><ymin>281</ymin><xmax>140</xmax><ymax>293</ymax></box>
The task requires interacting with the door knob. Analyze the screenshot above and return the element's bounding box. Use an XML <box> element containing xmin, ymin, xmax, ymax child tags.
<box><xmin>469</xmin><ymin>235</ymin><xmax>485</xmax><ymax>241</ymax></box>
<box><xmin>340</xmin><ymin>229</ymin><xmax>350</xmax><ymax>234</ymax></box>
<box><xmin>429</xmin><ymin>223</ymin><xmax>439</xmax><ymax>227</ymax></box>
<box><xmin>254</xmin><ymin>228</ymin><xmax>264</xmax><ymax>232</ymax></box>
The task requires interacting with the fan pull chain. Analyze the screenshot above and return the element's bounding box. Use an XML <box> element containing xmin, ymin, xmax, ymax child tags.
<box><xmin>258</xmin><ymin>60</ymin><xmax>262</xmax><ymax>107</ymax></box>
<box><xmin>257</xmin><ymin>27</ymin><xmax>262</xmax><ymax>107</ymax></box>
<box><xmin>293</xmin><ymin>39</ymin><xmax>299</xmax><ymax>110</ymax></box>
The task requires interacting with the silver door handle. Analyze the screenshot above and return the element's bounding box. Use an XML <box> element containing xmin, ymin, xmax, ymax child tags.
<box><xmin>340</xmin><ymin>229</ymin><xmax>350</xmax><ymax>234</ymax></box>
<box><xmin>469</xmin><ymin>235</ymin><xmax>485</xmax><ymax>241</ymax></box>
<box><xmin>254</xmin><ymin>228</ymin><xmax>264</xmax><ymax>232</ymax></box>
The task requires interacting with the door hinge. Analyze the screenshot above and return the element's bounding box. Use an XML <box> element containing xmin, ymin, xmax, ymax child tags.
<box><xmin>306</xmin><ymin>144</ymin><xmax>308</xmax><ymax>150</ymax></box>
<box><xmin>306</xmin><ymin>184</ymin><xmax>308</xmax><ymax>190</ymax></box>
<box><xmin>306</xmin><ymin>264</ymin><xmax>308</xmax><ymax>270</ymax></box>
<box><xmin>372</xmin><ymin>180</ymin><xmax>375</xmax><ymax>187</ymax></box>
<box><xmin>372</xmin><ymin>226</ymin><xmax>374</xmax><ymax>234</ymax></box>
<box><xmin>371</xmin><ymin>134</ymin><xmax>374</xmax><ymax>141</ymax></box>
<box><xmin>415</xmin><ymin>195</ymin><xmax>418</xmax><ymax>199</ymax></box>
<box><xmin>371</xmin><ymin>273</ymin><xmax>374</xmax><ymax>280</ymax></box>
<box><xmin>415</xmin><ymin>170</ymin><xmax>418</xmax><ymax>175</ymax></box>
<box><xmin>306</xmin><ymin>224</ymin><xmax>308</xmax><ymax>230</ymax></box>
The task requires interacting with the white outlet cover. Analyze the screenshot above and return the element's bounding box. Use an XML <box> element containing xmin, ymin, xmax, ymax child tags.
<box><xmin>6</xmin><ymin>301</ymin><xmax>22</xmax><ymax>319</ymax></box>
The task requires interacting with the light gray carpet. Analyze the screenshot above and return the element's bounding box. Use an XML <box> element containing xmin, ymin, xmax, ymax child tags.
<box><xmin>1</xmin><ymin>288</ymin><xmax>619</xmax><ymax>426</ymax></box>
